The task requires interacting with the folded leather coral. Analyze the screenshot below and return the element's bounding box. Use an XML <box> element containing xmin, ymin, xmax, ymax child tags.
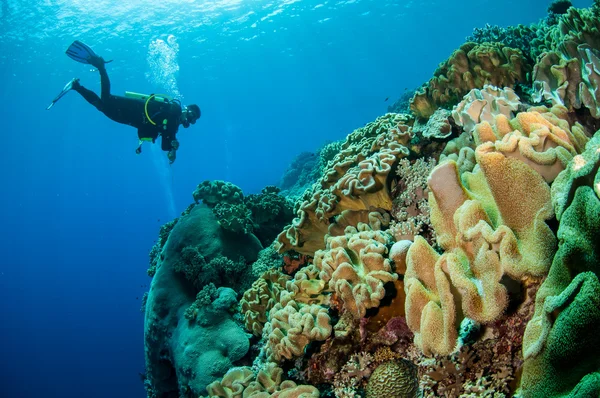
<box><xmin>201</xmin><ymin>362</ymin><xmax>320</xmax><ymax>397</ymax></box>
<box><xmin>277</xmin><ymin>114</ymin><xmax>411</xmax><ymax>255</ymax></box>
<box><xmin>410</xmin><ymin>42</ymin><xmax>531</xmax><ymax>119</ymax></box>
<box><xmin>314</xmin><ymin>225</ymin><xmax>398</xmax><ymax>319</ymax></box>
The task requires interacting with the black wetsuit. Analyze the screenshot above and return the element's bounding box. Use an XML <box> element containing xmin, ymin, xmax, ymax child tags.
<box><xmin>73</xmin><ymin>65</ymin><xmax>181</xmax><ymax>151</ymax></box>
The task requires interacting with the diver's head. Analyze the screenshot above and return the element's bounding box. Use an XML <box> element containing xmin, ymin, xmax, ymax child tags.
<box><xmin>181</xmin><ymin>104</ymin><xmax>201</xmax><ymax>128</ymax></box>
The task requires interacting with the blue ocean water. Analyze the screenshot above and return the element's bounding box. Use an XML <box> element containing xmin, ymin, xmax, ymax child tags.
<box><xmin>0</xmin><ymin>0</ymin><xmax>591</xmax><ymax>397</ymax></box>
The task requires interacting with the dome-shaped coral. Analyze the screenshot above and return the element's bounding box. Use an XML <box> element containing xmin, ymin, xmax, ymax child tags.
<box><xmin>365</xmin><ymin>359</ymin><xmax>419</xmax><ymax>398</ymax></box>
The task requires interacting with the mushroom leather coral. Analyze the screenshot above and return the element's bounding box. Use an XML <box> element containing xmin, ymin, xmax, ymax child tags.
<box><xmin>241</xmin><ymin>270</ymin><xmax>291</xmax><ymax>337</ymax></box>
<box><xmin>405</xmin><ymin>143</ymin><xmax>557</xmax><ymax>355</ymax></box>
<box><xmin>472</xmin><ymin>106</ymin><xmax>591</xmax><ymax>183</ymax></box>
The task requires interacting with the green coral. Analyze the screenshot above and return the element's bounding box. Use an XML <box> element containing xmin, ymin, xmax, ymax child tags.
<box><xmin>193</xmin><ymin>180</ymin><xmax>244</xmax><ymax>207</ymax></box>
<box><xmin>213</xmin><ymin>202</ymin><xmax>253</xmax><ymax>234</ymax></box>
<box><xmin>192</xmin><ymin>181</ymin><xmax>294</xmax><ymax>246</ymax></box>
<box><xmin>520</xmin><ymin>132</ymin><xmax>600</xmax><ymax>397</ymax></box>
<box><xmin>185</xmin><ymin>283</ymin><xmax>218</xmax><ymax>320</ymax></box>
<box><xmin>148</xmin><ymin>219</ymin><xmax>178</xmax><ymax>277</ymax></box>
<box><xmin>246</xmin><ymin>186</ymin><xmax>295</xmax><ymax>246</ymax></box>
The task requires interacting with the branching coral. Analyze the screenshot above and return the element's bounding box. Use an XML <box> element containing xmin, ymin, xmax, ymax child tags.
<box><xmin>332</xmin><ymin>352</ymin><xmax>374</xmax><ymax>397</ymax></box>
<box><xmin>185</xmin><ymin>283</ymin><xmax>218</xmax><ymax>320</ymax></box>
<box><xmin>148</xmin><ymin>219</ymin><xmax>178</xmax><ymax>277</ymax></box>
<box><xmin>389</xmin><ymin>158</ymin><xmax>436</xmax><ymax>242</ymax></box>
<box><xmin>194</xmin><ymin>180</ymin><xmax>245</xmax><ymax>207</ymax></box>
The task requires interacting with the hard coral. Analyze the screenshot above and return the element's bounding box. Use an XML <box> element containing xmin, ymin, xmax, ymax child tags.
<box><xmin>365</xmin><ymin>359</ymin><xmax>419</xmax><ymax>398</ymax></box>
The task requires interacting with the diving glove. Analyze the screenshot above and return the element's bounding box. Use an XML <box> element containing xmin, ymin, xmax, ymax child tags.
<box><xmin>167</xmin><ymin>149</ymin><xmax>177</xmax><ymax>164</ymax></box>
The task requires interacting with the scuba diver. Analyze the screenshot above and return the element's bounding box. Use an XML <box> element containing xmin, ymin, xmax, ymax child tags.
<box><xmin>47</xmin><ymin>40</ymin><xmax>200</xmax><ymax>164</ymax></box>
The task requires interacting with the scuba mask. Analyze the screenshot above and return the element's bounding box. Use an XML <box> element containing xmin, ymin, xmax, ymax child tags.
<box><xmin>182</xmin><ymin>105</ymin><xmax>200</xmax><ymax>128</ymax></box>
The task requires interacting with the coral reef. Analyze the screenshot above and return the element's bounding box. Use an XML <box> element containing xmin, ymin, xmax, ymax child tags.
<box><xmin>144</xmin><ymin>204</ymin><xmax>263</xmax><ymax>397</ymax></box>
<box><xmin>142</xmin><ymin>3</ymin><xmax>600</xmax><ymax>398</ymax></box>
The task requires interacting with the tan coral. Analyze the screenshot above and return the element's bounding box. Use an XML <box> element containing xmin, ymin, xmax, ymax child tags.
<box><xmin>404</xmin><ymin>151</ymin><xmax>557</xmax><ymax>356</ymax></box>
<box><xmin>314</xmin><ymin>226</ymin><xmax>397</xmax><ymax>318</ymax></box>
<box><xmin>263</xmin><ymin>300</ymin><xmax>332</xmax><ymax>362</ymax></box>
<box><xmin>277</xmin><ymin>116</ymin><xmax>411</xmax><ymax>256</ymax></box>
<box><xmin>241</xmin><ymin>270</ymin><xmax>291</xmax><ymax>337</ymax></box>
<box><xmin>284</xmin><ymin>263</ymin><xmax>330</xmax><ymax>306</ymax></box>
<box><xmin>203</xmin><ymin>363</ymin><xmax>319</xmax><ymax>398</ymax></box>
<box><xmin>451</xmin><ymin>85</ymin><xmax>521</xmax><ymax>135</ymax></box>
<box><xmin>473</xmin><ymin>107</ymin><xmax>588</xmax><ymax>182</ymax></box>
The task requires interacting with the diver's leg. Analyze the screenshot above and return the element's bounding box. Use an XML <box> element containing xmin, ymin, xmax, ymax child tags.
<box><xmin>72</xmin><ymin>80</ymin><xmax>104</xmax><ymax>112</ymax></box>
<box><xmin>98</xmin><ymin>65</ymin><xmax>111</xmax><ymax>101</ymax></box>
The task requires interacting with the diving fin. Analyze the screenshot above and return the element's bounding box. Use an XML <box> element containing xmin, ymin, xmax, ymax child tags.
<box><xmin>46</xmin><ymin>78</ymin><xmax>79</xmax><ymax>110</ymax></box>
<box><xmin>66</xmin><ymin>40</ymin><xmax>97</xmax><ymax>64</ymax></box>
<box><xmin>65</xmin><ymin>40</ymin><xmax>113</xmax><ymax>67</ymax></box>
